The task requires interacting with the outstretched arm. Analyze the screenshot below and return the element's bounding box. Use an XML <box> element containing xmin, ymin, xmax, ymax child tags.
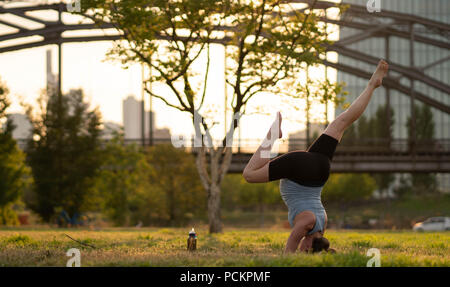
<box><xmin>324</xmin><ymin>60</ymin><xmax>389</xmax><ymax>142</ymax></box>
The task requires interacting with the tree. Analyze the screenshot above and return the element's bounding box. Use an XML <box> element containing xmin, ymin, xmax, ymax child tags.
<box><xmin>0</xmin><ymin>78</ymin><xmax>31</xmax><ymax>224</ymax></box>
<box><xmin>357</xmin><ymin>115</ymin><xmax>372</xmax><ymax>145</ymax></box>
<box><xmin>369</xmin><ymin>105</ymin><xmax>395</xmax><ymax>197</ymax></box>
<box><xmin>95</xmin><ymin>133</ymin><xmax>152</xmax><ymax>226</ymax></box>
<box><xmin>221</xmin><ymin>173</ymin><xmax>281</xmax><ymax>226</ymax></box>
<box><xmin>285</xmin><ymin>76</ymin><xmax>346</xmax><ymax>146</ymax></box>
<box><xmin>340</xmin><ymin>104</ymin><xmax>395</xmax><ymax>197</ymax></box>
<box><xmin>322</xmin><ymin>173</ymin><xmax>376</xmax><ymax>229</ymax></box>
<box><xmin>24</xmin><ymin>89</ymin><xmax>102</xmax><ymax>222</ymax></box>
<box><xmin>372</xmin><ymin>104</ymin><xmax>394</xmax><ymax>145</ymax></box>
<box><xmin>81</xmin><ymin>0</ymin><xmax>335</xmax><ymax>233</ymax></box>
<box><xmin>220</xmin><ymin>174</ymin><xmax>242</xmax><ymax>210</ymax></box>
<box><xmin>406</xmin><ymin>104</ymin><xmax>437</xmax><ymax>195</ymax></box>
<box><xmin>95</xmin><ymin>137</ymin><xmax>206</xmax><ymax>226</ymax></box>
<box><xmin>144</xmin><ymin>144</ymin><xmax>206</xmax><ymax>226</ymax></box>
<box><xmin>237</xmin><ymin>176</ymin><xmax>280</xmax><ymax>226</ymax></box>
<box><xmin>340</xmin><ymin>124</ymin><xmax>357</xmax><ymax>147</ymax></box>
<box><xmin>322</xmin><ymin>173</ymin><xmax>376</xmax><ymax>206</ymax></box>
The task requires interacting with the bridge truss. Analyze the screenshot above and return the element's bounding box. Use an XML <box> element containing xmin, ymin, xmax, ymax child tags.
<box><xmin>1</xmin><ymin>1</ymin><xmax>449</xmax><ymax>173</ymax></box>
<box><xmin>0</xmin><ymin>1</ymin><xmax>449</xmax><ymax>112</ymax></box>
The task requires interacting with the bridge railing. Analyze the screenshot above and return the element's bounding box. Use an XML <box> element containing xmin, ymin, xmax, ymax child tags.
<box><xmin>16</xmin><ymin>137</ymin><xmax>450</xmax><ymax>156</ymax></box>
<box><xmin>122</xmin><ymin>137</ymin><xmax>450</xmax><ymax>156</ymax></box>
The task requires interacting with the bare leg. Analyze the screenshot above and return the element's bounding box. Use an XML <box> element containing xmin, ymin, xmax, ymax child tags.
<box><xmin>243</xmin><ymin>112</ymin><xmax>282</xmax><ymax>183</ymax></box>
<box><xmin>324</xmin><ymin>60</ymin><xmax>389</xmax><ymax>142</ymax></box>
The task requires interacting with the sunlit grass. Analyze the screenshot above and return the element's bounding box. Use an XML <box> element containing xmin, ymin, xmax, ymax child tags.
<box><xmin>0</xmin><ymin>228</ymin><xmax>448</xmax><ymax>266</ymax></box>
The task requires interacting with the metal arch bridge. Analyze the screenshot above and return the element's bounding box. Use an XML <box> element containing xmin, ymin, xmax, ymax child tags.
<box><xmin>0</xmin><ymin>1</ymin><xmax>449</xmax><ymax>113</ymax></box>
<box><xmin>1</xmin><ymin>1</ymin><xmax>450</xmax><ymax>111</ymax></box>
<box><xmin>1</xmin><ymin>0</ymin><xmax>450</xmax><ymax>173</ymax></box>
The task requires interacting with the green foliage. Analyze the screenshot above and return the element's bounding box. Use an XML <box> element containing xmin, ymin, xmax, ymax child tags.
<box><xmin>142</xmin><ymin>144</ymin><xmax>206</xmax><ymax>225</ymax></box>
<box><xmin>0</xmin><ymin>77</ymin><xmax>9</xmax><ymax>117</ymax></box>
<box><xmin>340</xmin><ymin>105</ymin><xmax>395</xmax><ymax>196</ymax></box>
<box><xmin>222</xmin><ymin>0</ymin><xmax>330</xmax><ymax>102</ymax></box>
<box><xmin>221</xmin><ymin>174</ymin><xmax>282</xmax><ymax>227</ymax></box>
<box><xmin>286</xmin><ymin>76</ymin><xmax>347</xmax><ymax>144</ymax></box>
<box><xmin>340</xmin><ymin>124</ymin><xmax>357</xmax><ymax>146</ymax></box>
<box><xmin>342</xmin><ymin>104</ymin><xmax>394</xmax><ymax>146</ymax></box>
<box><xmin>0</xmin><ymin>146</ymin><xmax>31</xmax><ymax>208</ymax></box>
<box><xmin>24</xmin><ymin>89</ymin><xmax>103</xmax><ymax>222</ymax></box>
<box><xmin>0</xmin><ymin>78</ymin><xmax>31</xmax><ymax>215</ymax></box>
<box><xmin>410</xmin><ymin>174</ymin><xmax>437</xmax><ymax>195</ymax></box>
<box><xmin>407</xmin><ymin>104</ymin><xmax>435</xmax><ymax>141</ymax></box>
<box><xmin>95</xmin><ymin>140</ymin><xmax>206</xmax><ymax>226</ymax></box>
<box><xmin>221</xmin><ymin>174</ymin><xmax>281</xmax><ymax>210</ymax></box>
<box><xmin>95</xmin><ymin>134</ymin><xmax>152</xmax><ymax>226</ymax></box>
<box><xmin>372</xmin><ymin>104</ymin><xmax>394</xmax><ymax>140</ymax></box>
<box><xmin>406</xmin><ymin>104</ymin><xmax>437</xmax><ymax>195</ymax></box>
<box><xmin>289</xmin><ymin>77</ymin><xmax>347</xmax><ymax>109</ymax></box>
<box><xmin>366</xmin><ymin>106</ymin><xmax>395</xmax><ymax>195</ymax></box>
<box><xmin>0</xmin><ymin>205</ymin><xmax>19</xmax><ymax>226</ymax></box>
<box><xmin>322</xmin><ymin>173</ymin><xmax>376</xmax><ymax>204</ymax></box>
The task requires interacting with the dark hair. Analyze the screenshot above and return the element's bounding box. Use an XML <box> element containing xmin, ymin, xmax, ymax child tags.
<box><xmin>312</xmin><ymin>237</ymin><xmax>330</xmax><ymax>253</ymax></box>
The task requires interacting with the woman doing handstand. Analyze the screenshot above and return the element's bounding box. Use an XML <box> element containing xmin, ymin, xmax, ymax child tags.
<box><xmin>242</xmin><ymin>60</ymin><xmax>389</xmax><ymax>253</ymax></box>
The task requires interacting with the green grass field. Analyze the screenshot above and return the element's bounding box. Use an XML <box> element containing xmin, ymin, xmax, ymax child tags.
<box><xmin>0</xmin><ymin>228</ymin><xmax>448</xmax><ymax>267</ymax></box>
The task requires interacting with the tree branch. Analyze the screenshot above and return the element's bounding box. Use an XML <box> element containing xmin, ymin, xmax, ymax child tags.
<box><xmin>199</xmin><ymin>42</ymin><xmax>211</xmax><ymax>110</ymax></box>
<box><xmin>132</xmin><ymin>48</ymin><xmax>191</xmax><ymax>110</ymax></box>
<box><xmin>144</xmin><ymin>87</ymin><xmax>186</xmax><ymax>112</ymax></box>
<box><xmin>165</xmin><ymin>2</ymin><xmax>183</xmax><ymax>52</ymax></box>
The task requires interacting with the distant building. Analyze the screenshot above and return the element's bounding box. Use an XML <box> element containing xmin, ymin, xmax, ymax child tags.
<box><xmin>5</xmin><ymin>113</ymin><xmax>32</xmax><ymax>149</ymax></box>
<box><xmin>46</xmin><ymin>49</ymin><xmax>58</xmax><ymax>95</ymax></box>
<box><xmin>123</xmin><ymin>95</ymin><xmax>145</xmax><ymax>140</ymax></box>
<box><xmin>122</xmin><ymin>95</ymin><xmax>171</xmax><ymax>143</ymax></box>
<box><xmin>152</xmin><ymin>127</ymin><xmax>171</xmax><ymax>145</ymax></box>
<box><xmin>7</xmin><ymin>113</ymin><xmax>32</xmax><ymax>140</ymax></box>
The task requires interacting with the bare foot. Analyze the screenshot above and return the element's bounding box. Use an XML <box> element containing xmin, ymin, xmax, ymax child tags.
<box><xmin>369</xmin><ymin>60</ymin><xmax>389</xmax><ymax>89</ymax></box>
<box><xmin>267</xmin><ymin>111</ymin><xmax>283</xmax><ymax>139</ymax></box>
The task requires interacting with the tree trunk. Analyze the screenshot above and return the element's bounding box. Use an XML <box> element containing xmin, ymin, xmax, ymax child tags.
<box><xmin>195</xmin><ymin>145</ymin><xmax>233</xmax><ymax>233</ymax></box>
<box><xmin>208</xmin><ymin>182</ymin><xmax>222</xmax><ymax>233</ymax></box>
<box><xmin>193</xmin><ymin>110</ymin><xmax>236</xmax><ymax>233</ymax></box>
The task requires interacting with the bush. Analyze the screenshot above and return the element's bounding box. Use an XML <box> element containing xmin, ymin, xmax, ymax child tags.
<box><xmin>0</xmin><ymin>205</ymin><xmax>19</xmax><ymax>226</ymax></box>
<box><xmin>322</xmin><ymin>173</ymin><xmax>376</xmax><ymax>204</ymax></box>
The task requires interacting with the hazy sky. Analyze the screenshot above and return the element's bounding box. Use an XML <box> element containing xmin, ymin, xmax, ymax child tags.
<box><xmin>0</xmin><ymin>1</ymin><xmax>341</xmax><ymax>141</ymax></box>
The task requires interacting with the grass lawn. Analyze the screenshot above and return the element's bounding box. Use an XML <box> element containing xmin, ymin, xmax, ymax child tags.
<box><xmin>0</xmin><ymin>227</ymin><xmax>448</xmax><ymax>267</ymax></box>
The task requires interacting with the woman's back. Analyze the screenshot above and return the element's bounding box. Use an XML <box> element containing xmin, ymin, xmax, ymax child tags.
<box><xmin>279</xmin><ymin>178</ymin><xmax>326</xmax><ymax>235</ymax></box>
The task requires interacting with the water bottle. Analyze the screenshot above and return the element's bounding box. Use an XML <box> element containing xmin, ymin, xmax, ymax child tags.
<box><xmin>187</xmin><ymin>227</ymin><xmax>197</xmax><ymax>251</ymax></box>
